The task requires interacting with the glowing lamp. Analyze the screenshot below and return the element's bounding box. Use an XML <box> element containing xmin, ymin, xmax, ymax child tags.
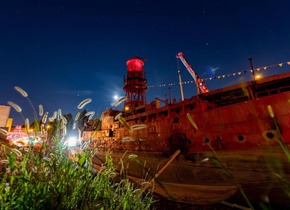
<box><xmin>126</xmin><ymin>57</ymin><xmax>144</xmax><ymax>72</ymax></box>
<box><xmin>255</xmin><ymin>74</ymin><xmax>262</xmax><ymax>80</ymax></box>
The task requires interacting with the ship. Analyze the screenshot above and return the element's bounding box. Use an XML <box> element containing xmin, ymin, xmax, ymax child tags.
<box><xmin>84</xmin><ymin>53</ymin><xmax>290</xmax><ymax>206</ymax></box>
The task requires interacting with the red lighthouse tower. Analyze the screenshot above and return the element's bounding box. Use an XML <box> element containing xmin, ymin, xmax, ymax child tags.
<box><xmin>123</xmin><ymin>57</ymin><xmax>148</xmax><ymax>110</ymax></box>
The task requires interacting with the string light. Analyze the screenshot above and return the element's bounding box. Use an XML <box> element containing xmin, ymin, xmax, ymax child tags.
<box><xmin>148</xmin><ymin>60</ymin><xmax>290</xmax><ymax>88</ymax></box>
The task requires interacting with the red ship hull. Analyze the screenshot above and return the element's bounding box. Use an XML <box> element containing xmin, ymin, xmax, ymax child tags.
<box><xmin>85</xmin><ymin>71</ymin><xmax>290</xmax><ymax>205</ymax></box>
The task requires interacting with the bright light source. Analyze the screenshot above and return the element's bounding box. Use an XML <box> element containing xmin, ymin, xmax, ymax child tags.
<box><xmin>113</xmin><ymin>95</ymin><xmax>118</xmax><ymax>100</ymax></box>
<box><xmin>67</xmin><ymin>136</ymin><xmax>79</xmax><ymax>147</ymax></box>
<box><xmin>255</xmin><ymin>74</ymin><xmax>262</xmax><ymax>80</ymax></box>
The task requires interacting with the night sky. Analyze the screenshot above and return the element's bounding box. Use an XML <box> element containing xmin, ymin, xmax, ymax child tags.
<box><xmin>1</xmin><ymin>0</ymin><xmax>290</xmax><ymax>125</ymax></box>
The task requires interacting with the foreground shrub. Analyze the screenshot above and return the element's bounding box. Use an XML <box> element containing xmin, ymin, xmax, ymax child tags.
<box><xmin>0</xmin><ymin>142</ymin><xmax>154</xmax><ymax>210</ymax></box>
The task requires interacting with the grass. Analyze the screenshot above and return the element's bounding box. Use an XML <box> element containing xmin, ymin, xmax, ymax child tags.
<box><xmin>0</xmin><ymin>86</ymin><xmax>155</xmax><ymax>210</ymax></box>
<box><xmin>0</xmin><ymin>137</ymin><xmax>154</xmax><ymax>209</ymax></box>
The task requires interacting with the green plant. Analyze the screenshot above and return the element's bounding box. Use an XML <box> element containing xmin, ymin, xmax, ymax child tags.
<box><xmin>0</xmin><ymin>139</ymin><xmax>154</xmax><ymax>210</ymax></box>
<box><xmin>1</xmin><ymin>86</ymin><xmax>154</xmax><ymax>210</ymax></box>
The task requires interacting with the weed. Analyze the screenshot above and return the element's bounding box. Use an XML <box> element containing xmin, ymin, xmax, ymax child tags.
<box><xmin>0</xmin><ymin>87</ymin><xmax>154</xmax><ymax>210</ymax></box>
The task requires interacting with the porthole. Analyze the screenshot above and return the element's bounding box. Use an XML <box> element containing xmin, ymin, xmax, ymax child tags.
<box><xmin>262</xmin><ymin>130</ymin><xmax>278</xmax><ymax>141</ymax></box>
<box><xmin>266</xmin><ymin>132</ymin><xmax>275</xmax><ymax>139</ymax></box>
<box><xmin>235</xmin><ymin>134</ymin><xmax>245</xmax><ymax>142</ymax></box>
<box><xmin>203</xmin><ymin>137</ymin><xmax>210</xmax><ymax>144</ymax></box>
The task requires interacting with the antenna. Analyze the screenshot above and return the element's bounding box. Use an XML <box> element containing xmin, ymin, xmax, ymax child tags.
<box><xmin>248</xmin><ymin>57</ymin><xmax>255</xmax><ymax>80</ymax></box>
<box><xmin>177</xmin><ymin>57</ymin><xmax>185</xmax><ymax>101</ymax></box>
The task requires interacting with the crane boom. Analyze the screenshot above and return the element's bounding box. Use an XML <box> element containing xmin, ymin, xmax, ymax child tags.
<box><xmin>176</xmin><ymin>52</ymin><xmax>209</xmax><ymax>94</ymax></box>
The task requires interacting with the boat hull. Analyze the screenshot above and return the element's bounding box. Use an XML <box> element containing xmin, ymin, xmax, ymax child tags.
<box><xmin>92</xmin><ymin>146</ymin><xmax>290</xmax><ymax>204</ymax></box>
<box><xmin>130</xmin><ymin>177</ymin><xmax>238</xmax><ymax>205</ymax></box>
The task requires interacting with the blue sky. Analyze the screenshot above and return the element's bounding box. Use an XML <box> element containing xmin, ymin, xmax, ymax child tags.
<box><xmin>1</xmin><ymin>0</ymin><xmax>290</xmax><ymax>125</ymax></box>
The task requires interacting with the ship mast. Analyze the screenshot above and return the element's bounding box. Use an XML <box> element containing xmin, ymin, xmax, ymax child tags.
<box><xmin>248</xmin><ymin>57</ymin><xmax>256</xmax><ymax>99</ymax></box>
<box><xmin>177</xmin><ymin>69</ymin><xmax>185</xmax><ymax>101</ymax></box>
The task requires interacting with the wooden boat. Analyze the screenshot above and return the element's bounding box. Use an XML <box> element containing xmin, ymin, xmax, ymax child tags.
<box><xmin>84</xmin><ymin>55</ymin><xmax>290</xmax><ymax>205</ymax></box>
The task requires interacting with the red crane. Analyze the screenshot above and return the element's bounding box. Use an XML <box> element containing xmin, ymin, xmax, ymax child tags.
<box><xmin>176</xmin><ymin>52</ymin><xmax>209</xmax><ymax>94</ymax></box>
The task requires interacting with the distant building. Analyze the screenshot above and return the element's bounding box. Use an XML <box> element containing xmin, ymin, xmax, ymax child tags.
<box><xmin>0</xmin><ymin>105</ymin><xmax>11</xmax><ymax>129</ymax></box>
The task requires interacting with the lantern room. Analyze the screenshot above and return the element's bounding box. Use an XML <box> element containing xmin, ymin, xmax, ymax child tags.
<box><xmin>126</xmin><ymin>57</ymin><xmax>144</xmax><ymax>72</ymax></box>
